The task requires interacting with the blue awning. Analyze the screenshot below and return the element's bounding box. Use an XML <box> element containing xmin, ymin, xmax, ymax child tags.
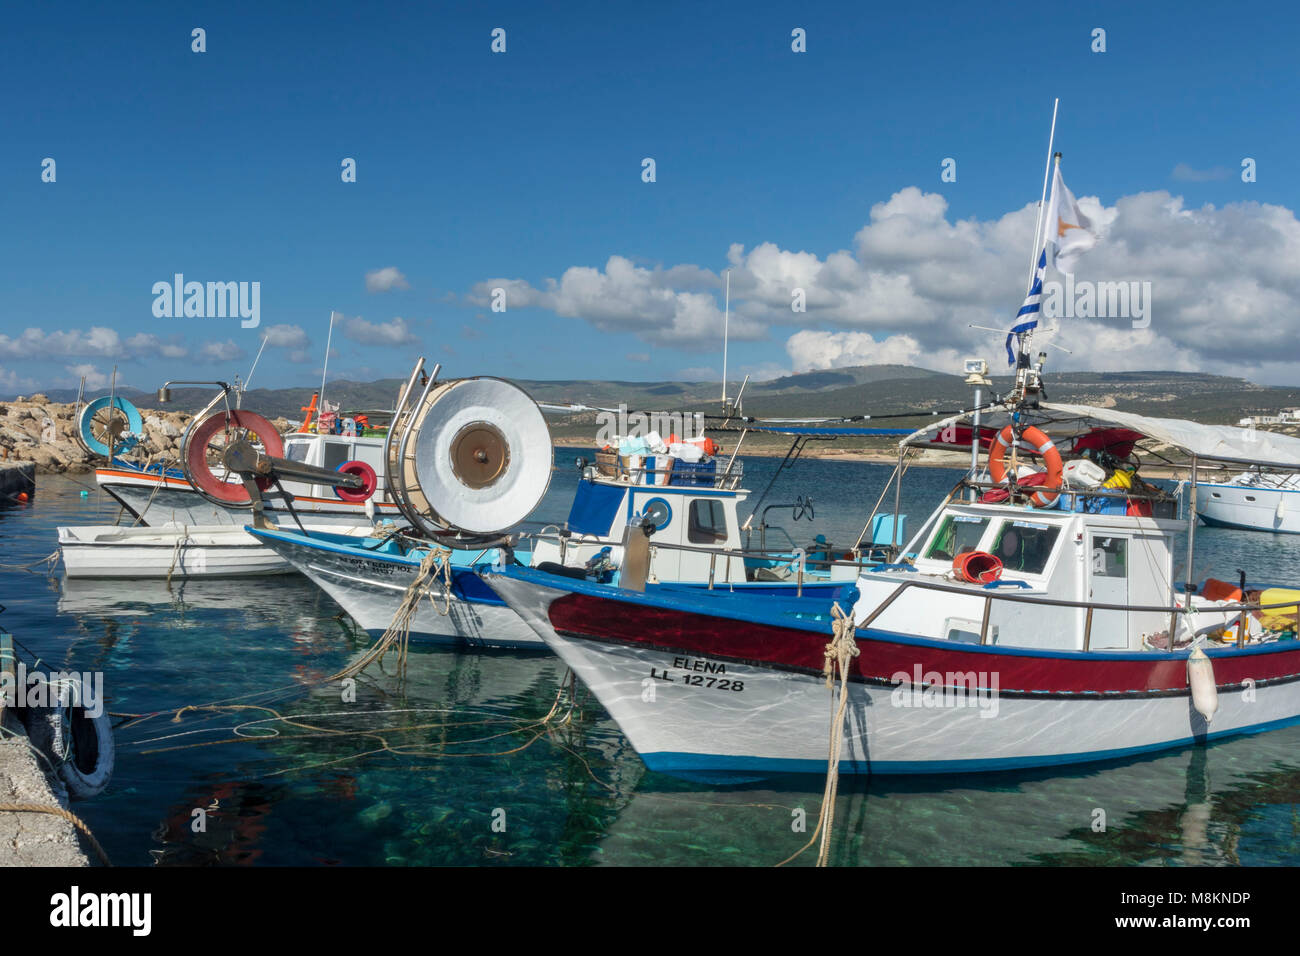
<box><xmin>566</xmin><ymin>480</ymin><xmax>626</xmax><ymax>535</ymax></box>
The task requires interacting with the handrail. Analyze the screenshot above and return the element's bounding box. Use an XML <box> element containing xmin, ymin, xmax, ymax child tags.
<box><xmin>856</xmin><ymin>577</ymin><xmax>1300</xmax><ymax>632</ymax></box>
<box><xmin>960</xmin><ymin>476</ymin><xmax>1175</xmax><ymax>504</ymax></box>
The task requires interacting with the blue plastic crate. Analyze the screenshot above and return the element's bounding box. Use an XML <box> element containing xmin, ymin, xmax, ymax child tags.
<box><xmin>669</xmin><ymin>459</ymin><xmax>717</xmax><ymax>486</ymax></box>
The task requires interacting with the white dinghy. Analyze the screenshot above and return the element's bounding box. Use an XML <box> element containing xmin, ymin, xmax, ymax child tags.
<box><xmin>58</xmin><ymin>522</ymin><xmax>375</xmax><ymax>579</ymax></box>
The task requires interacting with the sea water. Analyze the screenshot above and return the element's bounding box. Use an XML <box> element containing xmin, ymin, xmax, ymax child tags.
<box><xmin>4</xmin><ymin>453</ymin><xmax>1300</xmax><ymax>866</ymax></box>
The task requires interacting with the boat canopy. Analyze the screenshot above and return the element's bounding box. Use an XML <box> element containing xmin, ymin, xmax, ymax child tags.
<box><xmin>904</xmin><ymin>402</ymin><xmax>1300</xmax><ymax>468</ymax></box>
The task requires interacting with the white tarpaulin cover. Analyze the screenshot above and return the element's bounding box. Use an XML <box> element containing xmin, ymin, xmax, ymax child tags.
<box><xmin>903</xmin><ymin>401</ymin><xmax>1300</xmax><ymax>468</ymax></box>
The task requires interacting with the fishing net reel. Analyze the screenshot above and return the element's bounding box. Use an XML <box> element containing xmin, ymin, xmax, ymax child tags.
<box><xmin>384</xmin><ymin>358</ymin><xmax>552</xmax><ymax>548</ymax></box>
<box><xmin>75</xmin><ymin>395</ymin><xmax>143</xmax><ymax>459</ymax></box>
<box><xmin>180</xmin><ymin>407</ymin><xmax>377</xmax><ymax>521</ymax></box>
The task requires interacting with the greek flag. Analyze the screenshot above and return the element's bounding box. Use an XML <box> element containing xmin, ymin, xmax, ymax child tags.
<box><xmin>1005</xmin><ymin>247</ymin><xmax>1046</xmax><ymax>365</ymax></box>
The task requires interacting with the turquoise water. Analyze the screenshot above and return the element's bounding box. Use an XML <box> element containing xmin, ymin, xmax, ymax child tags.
<box><xmin>6</xmin><ymin>453</ymin><xmax>1300</xmax><ymax>866</ymax></box>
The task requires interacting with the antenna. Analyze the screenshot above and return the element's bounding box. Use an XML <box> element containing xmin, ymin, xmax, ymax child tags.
<box><xmin>318</xmin><ymin>311</ymin><xmax>338</xmax><ymax>433</ymax></box>
<box><xmin>721</xmin><ymin>270</ymin><xmax>731</xmax><ymax>407</ymax></box>
<box><xmin>244</xmin><ymin>333</ymin><xmax>270</xmax><ymax>394</ymax></box>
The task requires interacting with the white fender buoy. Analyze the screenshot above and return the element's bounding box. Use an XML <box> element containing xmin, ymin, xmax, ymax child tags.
<box><xmin>1276</xmin><ymin>498</ymin><xmax>1286</xmax><ymax>522</ymax></box>
<box><xmin>1187</xmin><ymin>646</ymin><xmax>1219</xmax><ymax>724</ymax></box>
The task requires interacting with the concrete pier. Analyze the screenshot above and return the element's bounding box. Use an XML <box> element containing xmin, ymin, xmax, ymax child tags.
<box><xmin>0</xmin><ymin>632</ymin><xmax>90</xmax><ymax>866</ymax></box>
<box><xmin>0</xmin><ymin>740</ymin><xmax>90</xmax><ymax>866</ymax></box>
<box><xmin>0</xmin><ymin>461</ymin><xmax>35</xmax><ymax>499</ymax></box>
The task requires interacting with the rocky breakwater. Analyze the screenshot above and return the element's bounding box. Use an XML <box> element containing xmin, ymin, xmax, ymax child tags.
<box><xmin>0</xmin><ymin>394</ymin><xmax>291</xmax><ymax>474</ymax></box>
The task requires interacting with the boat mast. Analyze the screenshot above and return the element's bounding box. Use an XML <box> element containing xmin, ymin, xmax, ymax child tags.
<box><xmin>318</xmin><ymin>311</ymin><xmax>338</xmax><ymax>433</ymax></box>
<box><xmin>721</xmin><ymin>270</ymin><xmax>731</xmax><ymax>411</ymax></box>
<box><xmin>1015</xmin><ymin>98</ymin><xmax>1059</xmax><ymax>371</ymax></box>
<box><xmin>1185</xmin><ymin>454</ymin><xmax>1199</xmax><ymax>598</ymax></box>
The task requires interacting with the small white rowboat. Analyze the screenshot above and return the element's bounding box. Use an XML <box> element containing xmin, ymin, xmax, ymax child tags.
<box><xmin>57</xmin><ymin>522</ymin><xmax>373</xmax><ymax>579</ymax></box>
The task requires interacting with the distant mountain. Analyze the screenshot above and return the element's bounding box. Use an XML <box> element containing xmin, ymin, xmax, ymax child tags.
<box><xmin>7</xmin><ymin>365</ymin><xmax>1297</xmax><ymax>428</ymax></box>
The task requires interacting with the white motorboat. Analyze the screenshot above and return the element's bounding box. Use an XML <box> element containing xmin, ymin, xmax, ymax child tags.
<box><xmin>1197</xmin><ymin>470</ymin><xmax>1300</xmax><ymax>534</ymax></box>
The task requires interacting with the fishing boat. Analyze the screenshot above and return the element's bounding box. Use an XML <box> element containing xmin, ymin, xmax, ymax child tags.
<box><xmin>1196</xmin><ymin>470</ymin><xmax>1300</xmax><ymax>534</ymax></box>
<box><xmin>485</xmin><ymin>383</ymin><xmax>1300</xmax><ymax>776</ymax></box>
<box><xmin>248</xmin><ymin>360</ymin><xmax>911</xmax><ymax>648</ymax></box>
<box><xmin>90</xmin><ymin>384</ymin><xmax>403</xmax><ymax>528</ymax></box>
<box><xmin>57</xmin><ymin>521</ymin><xmax>375</xmax><ymax>578</ymax></box>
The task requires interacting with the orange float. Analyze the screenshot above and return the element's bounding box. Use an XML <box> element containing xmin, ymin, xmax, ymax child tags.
<box><xmin>987</xmin><ymin>425</ymin><xmax>1063</xmax><ymax>509</ymax></box>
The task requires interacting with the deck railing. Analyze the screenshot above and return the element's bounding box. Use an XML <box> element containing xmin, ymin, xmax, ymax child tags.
<box><xmin>852</xmin><ymin>577</ymin><xmax>1300</xmax><ymax>652</ymax></box>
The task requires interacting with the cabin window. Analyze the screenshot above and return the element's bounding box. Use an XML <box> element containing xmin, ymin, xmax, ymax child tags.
<box><xmin>284</xmin><ymin>441</ymin><xmax>311</xmax><ymax>463</ymax></box>
<box><xmin>688</xmin><ymin>499</ymin><xmax>729</xmax><ymax>543</ymax></box>
<box><xmin>323</xmin><ymin>441</ymin><xmax>352</xmax><ymax>472</ymax></box>
<box><xmin>925</xmin><ymin>515</ymin><xmax>990</xmax><ymax>561</ymax></box>
<box><xmin>990</xmin><ymin>520</ymin><xmax>1060</xmax><ymax>575</ymax></box>
<box><xmin>1091</xmin><ymin>537</ymin><xmax>1127</xmax><ymax>577</ymax></box>
<box><xmin>641</xmin><ymin>497</ymin><xmax>672</xmax><ymax>533</ymax></box>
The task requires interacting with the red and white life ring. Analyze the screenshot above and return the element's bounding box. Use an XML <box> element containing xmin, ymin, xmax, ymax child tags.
<box><xmin>987</xmin><ymin>425</ymin><xmax>1063</xmax><ymax>509</ymax></box>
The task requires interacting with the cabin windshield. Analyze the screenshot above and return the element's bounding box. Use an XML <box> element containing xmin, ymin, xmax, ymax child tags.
<box><xmin>925</xmin><ymin>514</ymin><xmax>990</xmax><ymax>561</ymax></box>
<box><xmin>988</xmin><ymin>519</ymin><xmax>1060</xmax><ymax>575</ymax></box>
<box><xmin>284</xmin><ymin>440</ymin><xmax>311</xmax><ymax>463</ymax></box>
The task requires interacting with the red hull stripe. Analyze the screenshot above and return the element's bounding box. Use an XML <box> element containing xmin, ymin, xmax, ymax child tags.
<box><xmin>547</xmin><ymin>593</ymin><xmax>1300</xmax><ymax>697</ymax></box>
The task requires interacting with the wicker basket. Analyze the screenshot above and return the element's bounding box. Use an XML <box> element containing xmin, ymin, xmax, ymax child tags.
<box><xmin>595</xmin><ymin>449</ymin><xmax>619</xmax><ymax>476</ymax></box>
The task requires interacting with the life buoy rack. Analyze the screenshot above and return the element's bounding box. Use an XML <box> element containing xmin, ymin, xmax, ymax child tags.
<box><xmin>987</xmin><ymin>425</ymin><xmax>1063</xmax><ymax>509</ymax></box>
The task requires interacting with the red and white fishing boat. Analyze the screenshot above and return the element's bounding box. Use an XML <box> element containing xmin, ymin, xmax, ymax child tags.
<box><xmin>486</xmin><ymin>379</ymin><xmax>1300</xmax><ymax>776</ymax></box>
<box><xmin>92</xmin><ymin>383</ymin><xmax>403</xmax><ymax>528</ymax></box>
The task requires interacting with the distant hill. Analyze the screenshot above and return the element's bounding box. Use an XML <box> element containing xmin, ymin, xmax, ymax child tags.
<box><xmin>8</xmin><ymin>365</ymin><xmax>1299</xmax><ymax>430</ymax></box>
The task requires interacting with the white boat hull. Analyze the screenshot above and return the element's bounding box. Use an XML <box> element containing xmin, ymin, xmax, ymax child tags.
<box><xmin>58</xmin><ymin>523</ymin><xmax>370</xmax><ymax>579</ymax></box>
<box><xmin>488</xmin><ymin>572</ymin><xmax>1300</xmax><ymax>776</ymax></box>
<box><xmin>1198</xmin><ymin>482</ymin><xmax>1300</xmax><ymax>534</ymax></box>
<box><xmin>253</xmin><ymin>530</ymin><xmax>544</xmax><ymax>649</ymax></box>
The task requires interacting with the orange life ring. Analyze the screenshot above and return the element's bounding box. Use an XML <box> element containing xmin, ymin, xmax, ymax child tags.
<box><xmin>987</xmin><ymin>425</ymin><xmax>1062</xmax><ymax>508</ymax></box>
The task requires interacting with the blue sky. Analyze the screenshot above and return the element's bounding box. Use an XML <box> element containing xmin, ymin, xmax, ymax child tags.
<box><xmin>4</xmin><ymin>0</ymin><xmax>1300</xmax><ymax>395</ymax></box>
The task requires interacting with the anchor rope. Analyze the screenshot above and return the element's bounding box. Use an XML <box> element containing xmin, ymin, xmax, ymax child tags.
<box><xmin>0</xmin><ymin>549</ymin><xmax>59</xmax><ymax>573</ymax></box>
<box><xmin>777</xmin><ymin>601</ymin><xmax>859</xmax><ymax>868</ymax></box>
<box><xmin>165</xmin><ymin>524</ymin><xmax>190</xmax><ymax>585</ymax></box>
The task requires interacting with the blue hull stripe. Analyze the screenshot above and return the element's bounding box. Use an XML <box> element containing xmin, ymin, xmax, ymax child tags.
<box><xmin>644</xmin><ymin>712</ymin><xmax>1300</xmax><ymax>776</ymax></box>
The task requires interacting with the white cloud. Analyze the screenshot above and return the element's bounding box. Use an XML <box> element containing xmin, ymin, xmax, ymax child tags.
<box><xmin>65</xmin><ymin>363</ymin><xmax>110</xmax><ymax>390</ymax></box>
<box><xmin>365</xmin><ymin>267</ymin><xmax>410</xmax><ymax>293</ymax></box>
<box><xmin>339</xmin><ymin>315</ymin><xmax>420</xmax><ymax>347</ymax></box>
<box><xmin>470</xmin><ymin>256</ymin><xmax>749</xmax><ymax>346</ymax></box>
<box><xmin>199</xmin><ymin>340</ymin><xmax>247</xmax><ymax>362</ymax></box>
<box><xmin>0</xmin><ymin>365</ymin><xmax>39</xmax><ymax>393</ymax></box>
<box><xmin>1172</xmin><ymin>163</ymin><xmax>1231</xmax><ymax>183</ymax></box>
<box><xmin>0</xmin><ymin>326</ymin><xmax>126</xmax><ymax>360</ymax></box>
<box><xmin>470</xmin><ymin>186</ymin><xmax>1300</xmax><ymax>382</ymax></box>
<box><xmin>124</xmin><ymin>333</ymin><xmax>188</xmax><ymax>360</ymax></box>
<box><xmin>786</xmin><ymin>330</ymin><xmax>962</xmax><ymax>373</ymax></box>
<box><xmin>261</xmin><ymin>324</ymin><xmax>310</xmax><ymax>349</ymax></box>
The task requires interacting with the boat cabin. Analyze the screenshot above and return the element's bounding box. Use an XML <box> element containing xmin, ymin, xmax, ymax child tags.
<box><xmin>281</xmin><ymin>433</ymin><xmax>389</xmax><ymax>501</ymax></box>
<box><xmin>849</xmin><ymin>385</ymin><xmax>1300</xmax><ymax>653</ymax></box>
<box><xmin>535</xmin><ymin>463</ymin><xmax>755</xmax><ymax>584</ymax></box>
<box><xmin>854</xmin><ymin>501</ymin><xmax>1184</xmax><ymax>651</ymax></box>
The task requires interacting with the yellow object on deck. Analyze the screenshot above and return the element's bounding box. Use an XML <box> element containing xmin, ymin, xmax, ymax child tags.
<box><xmin>1259</xmin><ymin>588</ymin><xmax>1300</xmax><ymax>630</ymax></box>
<box><xmin>1101</xmin><ymin>469</ymin><xmax>1133</xmax><ymax>490</ymax></box>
